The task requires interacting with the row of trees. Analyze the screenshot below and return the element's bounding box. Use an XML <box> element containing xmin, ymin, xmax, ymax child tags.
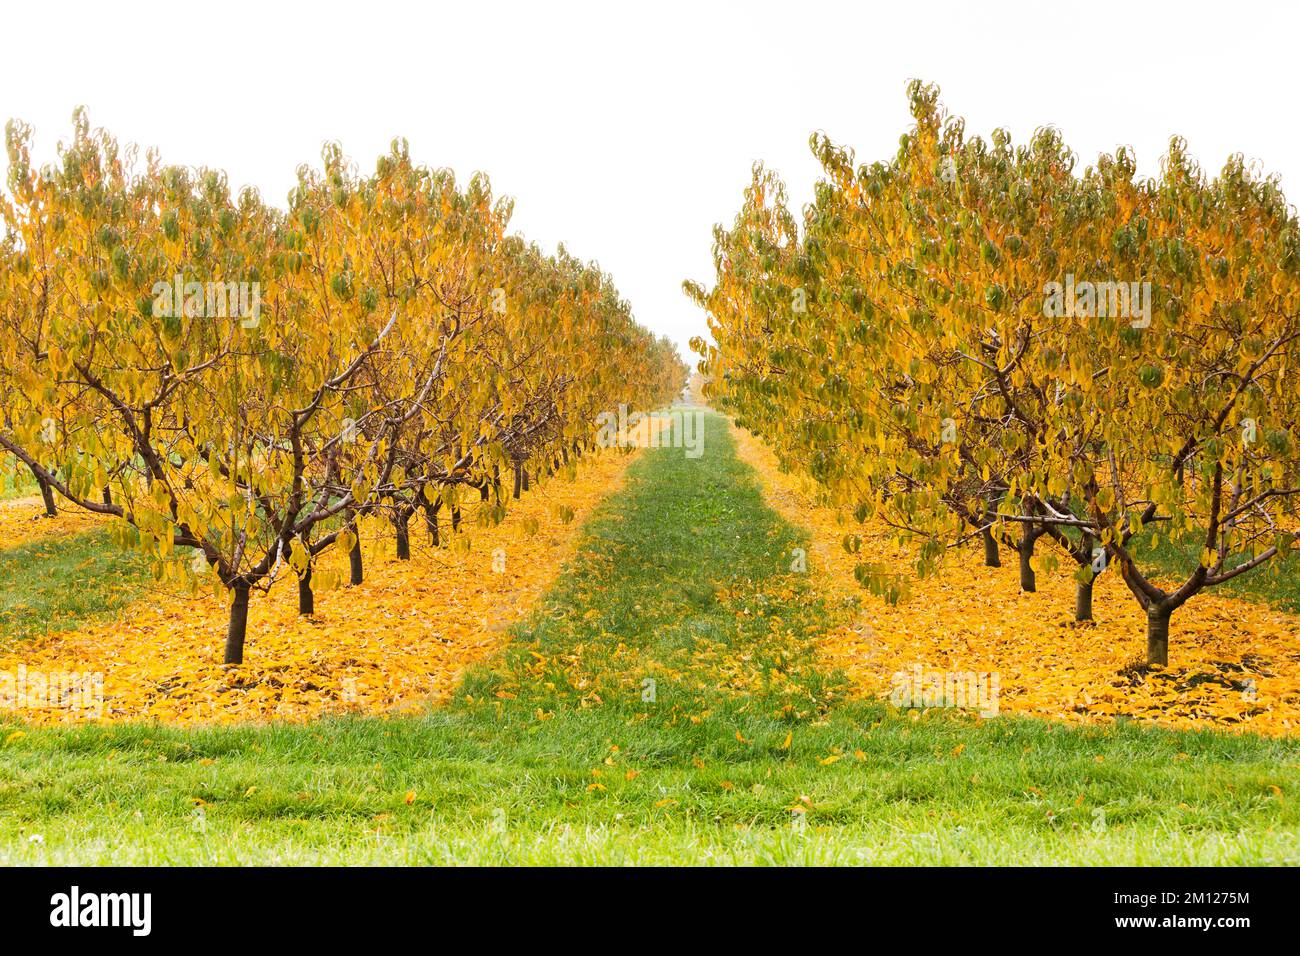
<box><xmin>688</xmin><ymin>82</ymin><xmax>1300</xmax><ymax>666</ymax></box>
<box><xmin>0</xmin><ymin>110</ymin><xmax>684</xmax><ymax>663</ymax></box>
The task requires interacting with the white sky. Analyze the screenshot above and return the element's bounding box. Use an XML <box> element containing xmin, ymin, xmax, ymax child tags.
<box><xmin>3</xmin><ymin>0</ymin><xmax>1297</xmax><ymax>362</ymax></box>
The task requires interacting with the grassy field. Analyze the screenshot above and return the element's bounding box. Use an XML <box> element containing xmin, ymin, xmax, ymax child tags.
<box><xmin>0</xmin><ymin>531</ymin><xmax>150</xmax><ymax>643</ymax></box>
<box><xmin>1</xmin><ymin>414</ymin><xmax>1298</xmax><ymax>864</ymax></box>
<box><xmin>0</xmin><ymin>457</ymin><xmax>39</xmax><ymax>502</ymax></box>
<box><xmin>1134</xmin><ymin>534</ymin><xmax>1300</xmax><ymax>614</ymax></box>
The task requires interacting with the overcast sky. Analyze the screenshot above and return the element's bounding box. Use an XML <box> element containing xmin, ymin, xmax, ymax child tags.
<box><xmin>3</xmin><ymin>0</ymin><xmax>1297</xmax><ymax>362</ymax></box>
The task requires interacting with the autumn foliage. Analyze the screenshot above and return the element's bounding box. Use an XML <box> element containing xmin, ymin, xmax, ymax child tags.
<box><xmin>0</xmin><ymin>446</ymin><xmax>634</xmax><ymax>724</ymax></box>
<box><xmin>0</xmin><ymin>110</ymin><xmax>684</xmax><ymax>663</ymax></box>
<box><xmin>688</xmin><ymin>83</ymin><xmax>1300</xmax><ymax>666</ymax></box>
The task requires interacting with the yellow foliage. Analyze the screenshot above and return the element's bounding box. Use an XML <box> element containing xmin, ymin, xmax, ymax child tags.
<box><xmin>0</xmin><ymin>450</ymin><xmax>635</xmax><ymax>725</ymax></box>
<box><xmin>0</xmin><ymin>496</ymin><xmax>98</xmax><ymax>546</ymax></box>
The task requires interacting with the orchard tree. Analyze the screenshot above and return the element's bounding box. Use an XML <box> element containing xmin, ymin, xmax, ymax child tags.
<box><xmin>1055</xmin><ymin>140</ymin><xmax>1300</xmax><ymax>664</ymax></box>
<box><xmin>689</xmin><ymin>83</ymin><xmax>1300</xmax><ymax>664</ymax></box>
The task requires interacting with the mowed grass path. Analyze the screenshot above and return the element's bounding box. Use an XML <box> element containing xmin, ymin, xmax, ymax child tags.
<box><xmin>1</xmin><ymin>412</ymin><xmax>1298</xmax><ymax>864</ymax></box>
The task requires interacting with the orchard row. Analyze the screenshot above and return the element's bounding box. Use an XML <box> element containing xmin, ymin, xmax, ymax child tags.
<box><xmin>688</xmin><ymin>82</ymin><xmax>1300</xmax><ymax>665</ymax></box>
<box><xmin>0</xmin><ymin>110</ymin><xmax>685</xmax><ymax>663</ymax></box>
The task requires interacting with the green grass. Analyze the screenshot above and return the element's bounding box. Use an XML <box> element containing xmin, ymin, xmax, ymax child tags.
<box><xmin>1</xmin><ymin>460</ymin><xmax>37</xmax><ymax>501</ymax></box>
<box><xmin>0</xmin><ymin>530</ymin><xmax>151</xmax><ymax>642</ymax></box>
<box><xmin>1047</xmin><ymin>492</ymin><xmax>1299</xmax><ymax>613</ymax></box>
<box><xmin>1130</xmin><ymin>533</ymin><xmax>1300</xmax><ymax>613</ymax></box>
<box><xmin>1</xmin><ymin>413</ymin><xmax>1297</xmax><ymax>864</ymax></box>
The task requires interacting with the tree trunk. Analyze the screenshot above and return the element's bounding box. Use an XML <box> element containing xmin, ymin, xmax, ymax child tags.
<box><xmin>102</xmin><ymin>485</ymin><xmax>113</xmax><ymax>507</ymax></box>
<box><xmin>1075</xmin><ymin>574</ymin><xmax>1094</xmax><ymax>622</ymax></box>
<box><xmin>424</xmin><ymin>501</ymin><xmax>440</xmax><ymax>545</ymax></box>
<box><xmin>348</xmin><ymin>528</ymin><xmax>364</xmax><ymax>586</ymax></box>
<box><xmin>479</xmin><ymin>483</ymin><xmax>490</xmax><ymax>502</ymax></box>
<box><xmin>1018</xmin><ymin>544</ymin><xmax>1036</xmax><ymax>592</ymax></box>
<box><xmin>522</xmin><ymin>468</ymin><xmax>530</xmax><ymax>492</ymax></box>
<box><xmin>225</xmin><ymin>582</ymin><xmax>251</xmax><ymax>665</ymax></box>
<box><xmin>395</xmin><ymin>512</ymin><xmax>411</xmax><ymax>560</ymax></box>
<box><xmin>513</xmin><ymin>462</ymin><xmax>522</xmax><ymax>500</ymax></box>
<box><xmin>37</xmin><ymin>476</ymin><xmax>57</xmax><ymax>517</ymax></box>
<box><xmin>981</xmin><ymin>526</ymin><xmax>1000</xmax><ymax>567</ymax></box>
<box><xmin>452</xmin><ymin>506</ymin><xmax>462</xmax><ymax>532</ymax></box>
<box><xmin>298</xmin><ymin>565</ymin><xmax>314</xmax><ymax>615</ymax></box>
<box><xmin>1146</xmin><ymin>605</ymin><xmax>1171</xmax><ymax>666</ymax></box>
